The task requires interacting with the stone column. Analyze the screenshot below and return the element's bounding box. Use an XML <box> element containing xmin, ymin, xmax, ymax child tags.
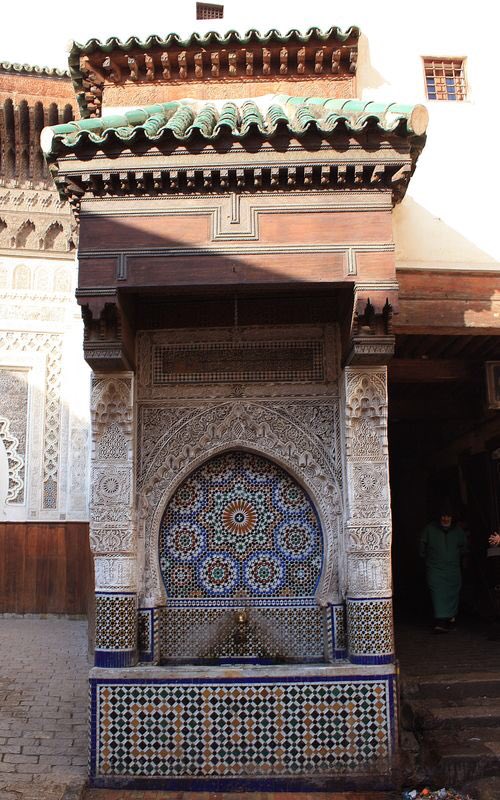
<box><xmin>343</xmin><ymin>367</ymin><xmax>394</xmax><ymax>665</ymax></box>
<box><xmin>89</xmin><ymin>373</ymin><xmax>138</xmax><ymax>667</ymax></box>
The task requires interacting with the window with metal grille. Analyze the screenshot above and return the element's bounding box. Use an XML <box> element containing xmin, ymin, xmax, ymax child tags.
<box><xmin>423</xmin><ymin>57</ymin><xmax>466</xmax><ymax>101</ymax></box>
<box><xmin>196</xmin><ymin>2</ymin><xmax>224</xmax><ymax>18</ymax></box>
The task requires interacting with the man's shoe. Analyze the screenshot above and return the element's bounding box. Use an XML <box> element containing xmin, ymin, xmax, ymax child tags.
<box><xmin>433</xmin><ymin>624</ymin><xmax>449</xmax><ymax>634</ymax></box>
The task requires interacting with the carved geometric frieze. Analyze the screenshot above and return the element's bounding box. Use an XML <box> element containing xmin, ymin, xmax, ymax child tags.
<box><xmin>95</xmin><ymin>555</ymin><xmax>137</xmax><ymax>591</ymax></box>
<box><xmin>0</xmin><ymin>187</ymin><xmax>76</xmax><ymax>255</ymax></box>
<box><xmin>347</xmin><ymin>552</ymin><xmax>392</xmax><ymax>598</ymax></box>
<box><xmin>90</xmin><ymin>525</ymin><xmax>136</xmax><ymax>555</ymax></box>
<box><xmin>346</xmin><ymin>525</ymin><xmax>391</xmax><ymax>553</ymax></box>
<box><xmin>348</xmin><ymin>463</ymin><xmax>391</xmax><ymax>521</ymax></box>
<box><xmin>151</xmin><ymin>340</ymin><xmax>325</xmax><ymax>385</ymax></box>
<box><xmin>139</xmin><ymin>398</ymin><xmax>342</xmax><ymax>606</ymax></box>
<box><xmin>137</xmin><ymin>325</ymin><xmax>339</xmax><ymax>401</ymax></box>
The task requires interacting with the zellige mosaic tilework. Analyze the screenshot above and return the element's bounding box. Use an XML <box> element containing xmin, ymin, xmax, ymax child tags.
<box><xmin>90</xmin><ymin>674</ymin><xmax>395</xmax><ymax>780</ymax></box>
<box><xmin>158</xmin><ymin>451</ymin><xmax>324</xmax><ymax>660</ymax></box>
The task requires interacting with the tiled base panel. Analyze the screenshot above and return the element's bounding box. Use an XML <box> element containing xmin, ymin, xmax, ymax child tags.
<box><xmin>89</xmin><ymin>664</ymin><xmax>397</xmax><ymax>790</ymax></box>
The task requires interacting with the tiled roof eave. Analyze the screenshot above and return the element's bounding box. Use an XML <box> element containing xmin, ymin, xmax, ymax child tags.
<box><xmin>0</xmin><ymin>61</ymin><xmax>70</xmax><ymax>79</ymax></box>
<box><xmin>67</xmin><ymin>25</ymin><xmax>360</xmax><ymax>118</ymax></box>
<box><xmin>41</xmin><ymin>98</ymin><xmax>429</xmax><ymax>159</ymax></box>
<box><xmin>69</xmin><ymin>25</ymin><xmax>360</xmax><ymax>58</ymax></box>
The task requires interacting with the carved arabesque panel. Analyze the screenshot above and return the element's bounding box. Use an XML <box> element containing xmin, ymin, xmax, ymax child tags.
<box><xmin>139</xmin><ymin>399</ymin><xmax>342</xmax><ymax>607</ymax></box>
<box><xmin>89</xmin><ymin>375</ymin><xmax>136</xmax><ymax>569</ymax></box>
<box><xmin>344</xmin><ymin>369</ymin><xmax>388</xmax><ymax>461</ymax></box>
<box><xmin>91</xmin><ymin>377</ymin><xmax>133</xmax><ymax>442</ymax></box>
<box><xmin>0</xmin><ymin>332</ymin><xmax>62</xmax><ymax>510</ymax></box>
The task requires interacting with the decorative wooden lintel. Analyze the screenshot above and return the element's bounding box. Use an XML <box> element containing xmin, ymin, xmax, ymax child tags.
<box><xmin>78</xmin><ymin>292</ymin><xmax>135</xmax><ymax>371</ymax></box>
<box><xmin>343</xmin><ymin>288</ymin><xmax>398</xmax><ymax>366</ymax></box>
<box><xmin>59</xmin><ymin>162</ymin><xmax>410</xmax><ymax>212</ymax></box>
<box><xmin>78</xmin><ymin>41</ymin><xmax>358</xmax><ymax>117</ymax></box>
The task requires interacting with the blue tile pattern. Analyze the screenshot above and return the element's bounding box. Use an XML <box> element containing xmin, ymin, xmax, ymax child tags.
<box><xmin>159</xmin><ymin>452</ymin><xmax>323</xmax><ymax>600</ymax></box>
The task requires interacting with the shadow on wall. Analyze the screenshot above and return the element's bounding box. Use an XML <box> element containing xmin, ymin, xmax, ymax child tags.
<box><xmin>393</xmin><ymin>196</ymin><xmax>498</xmax><ymax>267</ymax></box>
<box><xmin>356</xmin><ymin>34</ymin><xmax>388</xmax><ymax>94</ymax></box>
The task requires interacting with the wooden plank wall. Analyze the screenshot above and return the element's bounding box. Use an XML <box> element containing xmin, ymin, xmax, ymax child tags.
<box><xmin>0</xmin><ymin>522</ymin><xmax>92</xmax><ymax>615</ymax></box>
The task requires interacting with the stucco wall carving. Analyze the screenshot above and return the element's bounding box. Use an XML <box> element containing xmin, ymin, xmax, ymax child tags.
<box><xmin>344</xmin><ymin>370</ymin><xmax>388</xmax><ymax>462</ymax></box>
<box><xmin>95</xmin><ymin>555</ymin><xmax>137</xmax><ymax>591</ymax></box>
<box><xmin>0</xmin><ymin>188</ymin><xmax>76</xmax><ymax>254</ymax></box>
<box><xmin>0</xmin><ymin>416</ymin><xmax>24</xmax><ymax>502</ymax></box>
<box><xmin>91</xmin><ymin>378</ymin><xmax>133</xmax><ymax>442</ymax></box>
<box><xmin>343</xmin><ymin>368</ymin><xmax>392</xmax><ymax>601</ymax></box>
<box><xmin>0</xmin><ymin>253</ymin><xmax>90</xmax><ymax>521</ymax></box>
<box><xmin>0</xmin><ymin>368</ymin><xmax>28</xmax><ymax>503</ymax></box>
<box><xmin>139</xmin><ymin>398</ymin><xmax>342</xmax><ymax>606</ymax></box>
<box><xmin>0</xmin><ymin>332</ymin><xmax>62</xmax><ymax>510</ymax></box>
<box><xmin>90</xmin><ymin>376</ymin><xmax>136</xmax><ymax>590</ymax></box>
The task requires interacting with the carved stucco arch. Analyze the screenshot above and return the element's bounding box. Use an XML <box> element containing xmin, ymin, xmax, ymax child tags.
<box><xmin>138</xmin><ymin>400</ymin><xmax>343</xmax><ymax>607</ymax></box>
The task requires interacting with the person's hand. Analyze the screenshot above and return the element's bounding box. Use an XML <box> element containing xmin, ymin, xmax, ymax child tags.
<box><xmin>489</xmin><ymin>532</ymin><xmax>500</xmax><ymax>546</ymax></box>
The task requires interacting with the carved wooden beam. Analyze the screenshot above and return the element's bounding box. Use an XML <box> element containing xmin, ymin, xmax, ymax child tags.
<box><xmin>145</xmin><ymin>54</ymin><xmax>155</xmax><ymax>81</ymax></box>
<box><xmin>102</xmin><ymin>56</ymin><xmax>122</xmax><ymax>83</ymax></box>
<box><xmin>280</xmin><ymin>47</ymin><xmax>288</xmax><ymax>75</ymax></box>
<box><xmin>262</xmin><ymin>48</ymin><xmax>271</xmax><ymax>75</ymax></box>
<box><xmin>194</xmin><ymin>52</ymin><xmax>203</xmax><ymax>78</ymax></box>
<box><xmin>178</xmin><ymin>51</ymin><xmax>187</xmax><ymax>79</ymax></box>
<box><xmin>211</xmin><ymin>52</ymin><xmax>220</xmax><ymax>77</ymax></box>
<box><xmin>161</xmin><ymin>52</ymin><xmax>170</xmax><ymax>79</ymax></box>
<box><xmin>245</xmin><ymin>50</ymin><xmax>253</xmax><ymax>76</ymax></box>
<box><xmin>127</xmin><ymin>57</ymin><xmax>139</xmax><ymax>81</ymax></box>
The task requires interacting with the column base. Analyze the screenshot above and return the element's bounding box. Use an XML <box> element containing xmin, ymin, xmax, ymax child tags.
<box><xmin>346</xmin><ymin>596</ymin><xmax>395</xmax><ymax>665</ymax></box>
<box><xmin>94</xmin><ymin>649</ymin><xmax>138</xmax><ymax>668</ymax></box>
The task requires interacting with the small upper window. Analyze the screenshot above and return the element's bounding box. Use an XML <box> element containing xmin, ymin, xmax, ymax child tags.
<box><xmin>423</xmin><ymin>57</ymin><xmax>466</xmax><ymax>101</ymax></box>
<box><xmin>196</xmin><ymin>2</ymin><xmax>224</xmax><ymax>18</ymax></box>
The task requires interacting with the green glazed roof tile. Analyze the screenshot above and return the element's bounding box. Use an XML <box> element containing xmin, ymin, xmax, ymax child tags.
<box><xmin>69</xmin><ymin>25</ymin><xmax>359</xmax><ymax>58</ymax></box>
<box><xmin>0</xmin><ymin>60</ymin><xmax>69</xmax><ymax>79</ymax></box>
<box><xmin>41</xmin><ymin>95</ymin><xmax>428</xmax><ymax>157</ymax></box>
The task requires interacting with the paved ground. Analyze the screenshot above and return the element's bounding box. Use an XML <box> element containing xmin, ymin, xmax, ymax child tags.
<box><xmin>1</xmin><ymin>614</ymin><xmax>499</xmax><ymax>799</ymax></box>
<box><xmin>84</xmin><ymin>793</ymin><xmax>390</xmax><ymax>800</ymax></box>
<box><xmin>0</xmin><ymin>617</ymin><xmax>88</xmax><ymax>800</ymax></box>
<box><xmin>396</xmin><ymin>614</ymin><xmax>500</xmax><ymax>675</ymax></box>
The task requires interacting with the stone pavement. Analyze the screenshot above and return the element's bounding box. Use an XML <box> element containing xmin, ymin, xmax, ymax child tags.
<box><xmin>84</xmin><ymin>793</ymin><xmax>390</xmax><ymax>800</ymax></box>
<box><xmin>1</xmin><ymin>614</ymin><xmax>499</xmax><ymax>800</ymax></box>
<box><xmin>0</xmin><ymin>617</ymin><xmax>88</xmax><ymax>800</ymax></box>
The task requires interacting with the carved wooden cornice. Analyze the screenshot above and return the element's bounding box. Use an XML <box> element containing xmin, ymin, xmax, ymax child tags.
<box><xmin>68</xmin><ymin>26</ymin><xmax>360</xmax><ymax>118</ymax></box>
<box><xmin>55</xmin><ymin>159</ymin><xmax>418</xmax><ymax>218</ymax></box>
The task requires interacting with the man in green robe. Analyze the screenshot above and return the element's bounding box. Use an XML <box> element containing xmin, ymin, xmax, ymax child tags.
<box><xmin>420</xmin><ymin>506</ymin><xmax>468</xmax><ymax>632</ymax></box>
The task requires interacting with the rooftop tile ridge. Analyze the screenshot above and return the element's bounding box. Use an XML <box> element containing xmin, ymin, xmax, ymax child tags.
<box><xmin>68</xmin><ymin>25</ymin><xmax>360</xmax><ymax>56</ymax></box>
<box><xmin>0</xmin><ymin>61</ymin><xmax>70</xmax><ymax>79</ymax></box>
